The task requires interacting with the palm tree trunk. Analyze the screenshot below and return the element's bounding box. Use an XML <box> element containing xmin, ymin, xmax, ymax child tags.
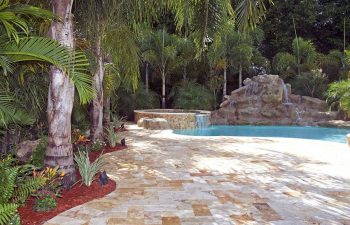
<box><xmin>103</xmin><ymin>96</ymin><xmax>111</xmax><ymax>128</ymax></box>
<box><xmin>90</xmin><ymin>37</ymin><xmax>104</xmax><ymax>141</ymax></box>
<box><xmin>45</xmin><ymin>0</ymin><xmax>76</xmax><ymax>188</ymax></box>
<box><xmin>145</xmin><ymin>63</ymin><xmax>149</xmax><ymax>93</ymax></box>
<box><xmin>161</xmin><ymin>70</ymin><xmax>166</xmax><ymax>109</ymax></box>
<box><xmin>183</xmin><ymin>65</ymin><xmax>187</xmax><ymax>80</ymax></box>
<box><xmin>239</xmin><ymin>63</ymin><xmax>243</xmax><ymax>88</ymax></box>
<box><xmin>223</xmin><ymin>65</ymin><xmax>227</xmax><ymax>98</ymax></box>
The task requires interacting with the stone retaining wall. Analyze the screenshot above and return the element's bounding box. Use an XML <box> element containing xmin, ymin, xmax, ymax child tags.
<box><xmin>134</xmin><ymin>109</ymin><xmax>210</xmax><ymax>130</ymax></box>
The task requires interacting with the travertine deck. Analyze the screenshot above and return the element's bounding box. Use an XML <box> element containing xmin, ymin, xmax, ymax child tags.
<box><xmin>45</xmin><ymin>125</ymin><xmax>350</xmax><ymax>225</ymax></box>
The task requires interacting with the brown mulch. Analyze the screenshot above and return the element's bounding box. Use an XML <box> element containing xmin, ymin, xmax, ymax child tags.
<box><xmin>18</xmin><ymin>145</ymin><xmax>127</xmax><ymax>225</ymax></box>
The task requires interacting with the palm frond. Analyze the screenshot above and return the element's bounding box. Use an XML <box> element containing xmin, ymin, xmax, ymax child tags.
<box><xmin>2</xmin><ymin>37</ymin><xmax>95</xmax><ymax>104</ymax></box>
<box><xmin>0</xmin><ymin>93</ymin><xmax>34</xmax><ymax>128</ymax></box>
<box><xmin>0</xmin><ymin>0</ymin><xmax>53</xmax><ymax>43</ymax></box>
<box><xmin>236</xmin><ymin>0</ymin><xmax>273</xmax><ymax>32</ymax></box>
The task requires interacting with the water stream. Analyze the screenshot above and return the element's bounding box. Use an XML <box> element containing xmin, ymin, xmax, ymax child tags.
<box><xmin>195</xmin><ymin>114</ymin><xmax>209</xmax><ymax>128</ymax></box>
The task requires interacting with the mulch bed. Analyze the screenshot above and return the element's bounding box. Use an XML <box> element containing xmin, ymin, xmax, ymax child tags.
<box><xmin>19</xmin><ymin>145</ymin><xmax>127</xmax><ymax>225</ymax></box>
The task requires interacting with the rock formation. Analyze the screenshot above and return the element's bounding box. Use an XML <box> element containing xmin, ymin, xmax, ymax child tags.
<box><xmin>211</xmin><ymin>75</ymin><xmax>337</xmax><ymax>125</ymax></box>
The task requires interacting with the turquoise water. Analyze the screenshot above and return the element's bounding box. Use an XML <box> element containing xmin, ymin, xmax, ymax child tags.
<box><xmin>174</xmin><ymin>125</ymin><xmax>350</xmax><ymax>143</ymax></box>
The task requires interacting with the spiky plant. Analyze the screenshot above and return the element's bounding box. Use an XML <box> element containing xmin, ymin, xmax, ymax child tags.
<box><xmin>74</xmin><ymin>150</ymin><xmax>106</xmax><ymax>186</ymax></box>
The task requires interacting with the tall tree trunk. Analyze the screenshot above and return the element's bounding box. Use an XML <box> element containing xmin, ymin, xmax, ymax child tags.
<box><xmin>45</xmin><ymin>0</ymin><xmax>75</xmax><ymax>188</ymax></box>
<box><xmin>90</xmin><ymin>37</ymin><xmax>104</xmax><ymax>141</ymax></box>
<box><xmin>145</xmin><ymin>63</ymin><xmax>149</xmax><ymax>93</ymax></box>
<box><xmin>223</xmin><ymin>65</ymin><xmax>227</xmax><ymax>98</ymax></box>
<box><xmin>102</xmin><ymin>96</ymin><xmax>111</xmax><ymax>129</ymax></box>
<box><xmin>239</xmin><ymin>63</ymin><xmax>243</xmax><ymax>88</ymax></box>
<box><xmin>161</xmin><ymin>70</ymin><xmax>166</xmax><ymax>109</ymax></box>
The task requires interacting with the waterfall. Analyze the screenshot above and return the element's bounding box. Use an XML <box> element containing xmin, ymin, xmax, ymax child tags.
<box><xmin>195</xmin><ymin>114</ymin><xmax>209</xmax><ymax>128</ymax></box>
<box><xmin>283</xmin><ymin>83</ymin><xmax>290</xmax><ymax>104</ymax></box>
<box><xmin>295</xmin><ymin>107</ymin><xmax>303</xmax><ymax>124</ymax></box>
<box><xmin>245</xmin><ymin>81</ymin><xmax>259</xmax><ymax>107</ymax></box>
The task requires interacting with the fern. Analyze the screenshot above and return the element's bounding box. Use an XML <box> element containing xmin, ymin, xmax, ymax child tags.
<box><xmin>15</xmin><ymin>177</ymin><xmax>46</xmax><ymax>204</ymax></box>
<box><xmin>0</xmin><ymin>156</ymin><xmax>45</xmax><ymax>224</ymax></box>
<box><xmin>0</xmin><ymin>203</ymin><xmax>18</xmax><ymax>225</ymax></box>
<box><xmin>0</xmin><ymin>167</ymin><xmax>18</xmax><ymax>203</ymax></box>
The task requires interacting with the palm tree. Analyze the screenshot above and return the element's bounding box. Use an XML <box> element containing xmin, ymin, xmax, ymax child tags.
<box><xmin>0</xmin><ymin>0</ymin><xmax>95</xmax><ymax>187</ymax></box>
<box><xmin>142</xmin><ymin>29</ymin><xmax>179</xmax><ymax>108</ymax></box>
<box><xmin>177</xmin><ymin>36</ymin><xmax>196</xmax><ymax>80</ymax></box>
<box><xmin>75</xmin><ymin>0</ymin><xmax>140</xmax><ymax>140</ymax></box>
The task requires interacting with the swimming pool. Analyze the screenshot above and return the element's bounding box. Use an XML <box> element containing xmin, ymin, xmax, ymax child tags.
<box><xmin>174</xmin><ymin>125</ymin><xmax>350</xmax><ymax>143</ymax></box>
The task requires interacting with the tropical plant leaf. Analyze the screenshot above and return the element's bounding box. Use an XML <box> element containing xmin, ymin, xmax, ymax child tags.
<box><xmin>2</xmin><ymin>37</ymin><xmax>95</xmax><ymax>104</ymax></box>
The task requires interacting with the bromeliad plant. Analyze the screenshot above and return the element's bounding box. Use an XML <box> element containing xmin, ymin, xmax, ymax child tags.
<box><xmin>74</xmin><ymin>150</ymin><xmax>106</xmax><ymax>186</ymax></box>
<box><xmin>33</xmin><ymin>166</ymin><xmax>65</xmax><ymax>196</ymax></box>
<box><xmin>0</xmin><ymin>155</ymin><xmax>46</xmax><ymax>225</ymax></box>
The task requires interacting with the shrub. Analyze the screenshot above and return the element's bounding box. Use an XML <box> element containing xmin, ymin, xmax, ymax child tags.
<box><xmin>272</xmin><ymin>52</ymin><xmax>296</xmax><ymax>79</ymax></box>
<box><xmin>113</xmin><ymin>85</ymin><xmax>159</xmax><ymax>118</ymax></box>
<box><xmin>33</xmin><ymin>190</ymin><xmax>57</xmax><ymax>212</ymax></box>
<box><xmin>74</xmin><ymin>151</ymin><xmax>105</xmax><ymax>186</ymax></box>
<box><xmin>327</xmin><ymin>79</ymin><xmax>350</xmax><ymax>117</ymax></box>
<box><xmin>291</xmin><ymin>69</ymin><xmax>328</xmax><ymax>99</ymax></box>
<box><xmin>31</xmin><ymin>136</ymin><xmax>48</xmax><ymax>168</ymax></box>
<box><xmin>0</xmin><ymin>156</ymin><xmax>45</xmax><ymax>225</ymax></box>
<box><xmin>172</xmin><ymin>81</ymin><xmax>214</xmax><ymax>110</ymax></box>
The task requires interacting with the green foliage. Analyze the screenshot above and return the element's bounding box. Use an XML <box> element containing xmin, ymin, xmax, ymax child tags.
<box><xmin>33</xmin><ymin>190</ymin><xmax>57</xmax><ymax>212</ymax></box>
<box><xmin>0</xmin><ymin>203</ymin><xmax>19</xmax><ymax>225</ymax></box>
<box><xmin>0</xmin><ymin>93</ymin><xmax>35</xmax><ymax>129</ymax></box>
<box><xmin>261</xmin><ymin>0</ymin><xmax>349</xmax><ymax>57</ymax></box>
<box><xmin>134</xmin><ymin>86</ymin><xmax>159</xmax><ymax>110</ymax></box>
<box><xmin>3</xmin><ymin>37</ymin><xmax>95</xmax><ymax>104</ymax></box>
<box><xmin>113</xmin><ymin>85</ymin><xmax>159</xmax><ymax>118</ymax></box>
<box><xmin>90</xmin><ymin>141</ymin><xmax>105</xmax><ymax>152</ymax></box>
<box><xmin>317</xmin><ymin>51</ymin><xmax>343</xmax><ymax>81</ymax></box>
<box><xmin>0</xmin><ymin>0</ymin><xmax>53</xmax><ymax>43</ymax></box>
<box><xmin>235</xmin><ymin>0</ymin><xmax>274</xmax><ymax>32</ymax></box>
<box><xmin>272</xmin><ymin>52</ymin><xmax>296</xmax><ymax>79</ymax></box>
<box><xmin>33</xmin><ymin>166</ymin><xmax>64</xmax><ymax>196</ymax></box>
<box><xmin>327</xmin><ymin>79</ymin><xmax>350</xmax><ymax>116</ymax></box>
<box><xmin>291</xmin><ymin>69</ymin><xmax>328</xmax><ymax>99</ymax></box>
<box><xmin>31</xmin><ymin>136</ymin><xmax>47</xmax><ymax>168</ymax></box>
<box><xmin>207</xmin><ymin>75</ymin><xmax>224</xmax><ymax>108</ymax></box>
<box><xmin>104</xmin><ymin>126</ymin><xmax>118</xmax><ymax>148</ymax></box>
<box><xmin>292</xmin><ymin>37</ymin><xmax>317</xmax><ymax>68</ymax></box>
<box><xmin>172</xmin><ymin>81</ymin><xmax>214</xmax><ymax>110</ymax></box>
<box><xmin>74</xmin><ymin>150</ymin><xmax>106</xmax><ymax>187</ymax></box>
<box><xmin>0</xmin><ymin>155</ymin><xmax>45</xmax><ymax>225</ymax></box>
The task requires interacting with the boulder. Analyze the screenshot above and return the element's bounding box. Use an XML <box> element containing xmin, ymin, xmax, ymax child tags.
<box><xmin>211</xmin><ymin>74</ymin><xmax>338</xmax><ymax>125</ymax></box>
<box><xmin>16</xmin><ymin>139</ymin><xmax>40</xmax><ymax>162</ymax></box>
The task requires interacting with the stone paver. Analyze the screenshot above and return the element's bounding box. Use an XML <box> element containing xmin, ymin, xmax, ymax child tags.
<box><xmin>45</xmin><ymin>125</ymin><xmax>350</xmax><ymax>225</ymax></box>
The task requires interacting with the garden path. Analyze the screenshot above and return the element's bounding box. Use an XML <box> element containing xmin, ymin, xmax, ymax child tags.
<box><xmin>45</xmin><ymin>125</ymin><xmax>350</xmax><ymax>225</ymax></box>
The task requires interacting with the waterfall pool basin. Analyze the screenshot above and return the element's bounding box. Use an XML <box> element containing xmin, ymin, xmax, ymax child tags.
<box><xmin>173</xmin><ymin>125</ymin><xmax>350</xmax><ymax>143</ymax></box>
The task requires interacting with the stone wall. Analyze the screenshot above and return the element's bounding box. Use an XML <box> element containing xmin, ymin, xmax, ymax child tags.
<box><xmin>211</xmin><ymin>75</ymin><xmax>337</xmax><ymax>126</ymax></box>
<box><xmin>134</xmin><ymin>109</ymin><xmax>211</xmax><ymax>129</ymax></box>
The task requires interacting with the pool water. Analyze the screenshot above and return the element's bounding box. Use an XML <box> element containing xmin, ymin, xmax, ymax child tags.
<box><xmin>174</xmin><ymin>125</ymin><xmax>350</xmax><ymax>143</ymax></box>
